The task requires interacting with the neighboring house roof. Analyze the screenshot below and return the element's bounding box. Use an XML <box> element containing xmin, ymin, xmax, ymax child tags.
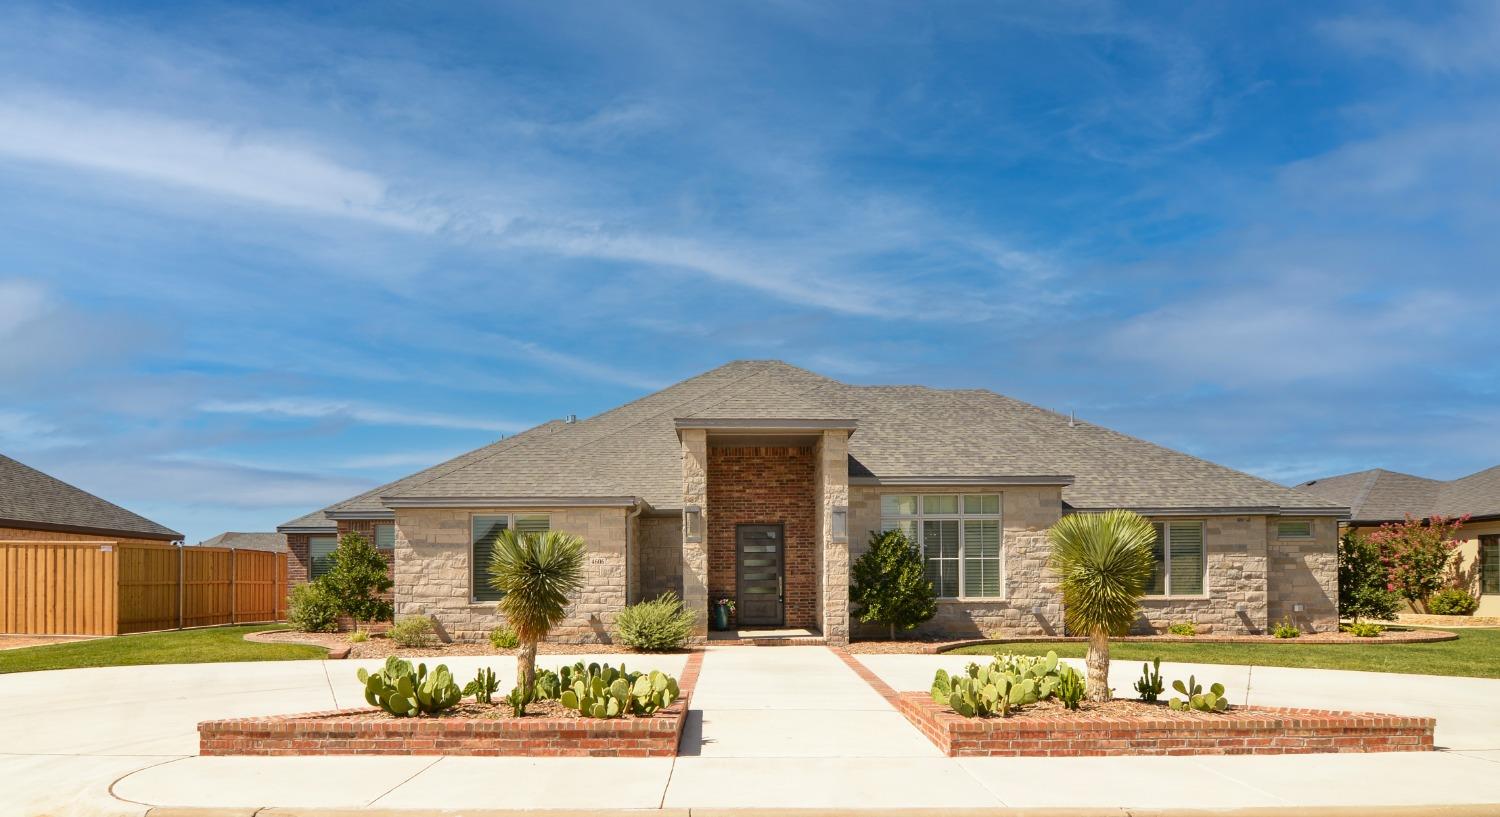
<box><xmin>0</xmin><ymin>453</ymin><xmax>182</xmax><ymax>541</ymax></box>
<box><xmin>358</xmin><ymin>360</ymin><xmax>1341</xmax><ymax>516</ymax></box>
<box><xmin>197</xmin><ymin>532</ymin><xmax>288</xmax><ymax>552</ymax></box>
<box><xmin>276</xmin><ymin>508</ymin><xmax>336</xmax><ymax>533</ymax></box>
<box><xmin>1297</xmin><ymin>465</ymin><xmax>1500</xmax><ymax>523</ymax></box>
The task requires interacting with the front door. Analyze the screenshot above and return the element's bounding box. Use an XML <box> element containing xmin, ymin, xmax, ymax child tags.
<box><xmin>736</xmin><ymin>524</ymin><xmax>784</xmax><ymax>627</ymax></box>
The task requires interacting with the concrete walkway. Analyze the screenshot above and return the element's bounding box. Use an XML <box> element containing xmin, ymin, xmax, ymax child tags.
<box><xmin>2</xmin><ymin>646</ymin><xmax>1498</xmax><ymax>815</ymax></box>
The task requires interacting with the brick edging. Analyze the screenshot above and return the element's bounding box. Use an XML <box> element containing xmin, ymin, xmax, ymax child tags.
<box><xmin>833</xmin><ymin>648</ymin><xmax>1435</xmax><ymax>757</ymax></box>
<box><xmin>200</xmin><ymin>650</ymin><xmax>704</xmax><ymax>757</ymax></box>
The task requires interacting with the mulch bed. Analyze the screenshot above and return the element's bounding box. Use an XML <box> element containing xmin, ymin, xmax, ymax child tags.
<box><xmin>845</xmin><ymin>627</ymin><xmax>1457</xmax><ymax>654</ymax></box>
<box><xmin>325</xmin><ymin>698</ymin><xmax>575</xmax><ymax>721</ymax></box>
<box><xmin>247</xmin><ymin>629</ymin><xmax>646</xmax><ymax>658</ymax></box>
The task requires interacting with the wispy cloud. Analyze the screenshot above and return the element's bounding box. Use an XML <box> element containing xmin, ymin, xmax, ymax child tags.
<box><xmin>1320</xmin><ymin>1</ymin><xmax>1500</xmax><ymax>74</ymax></box>
<box><xmin>198</xmin><ymin>398</ymin><xmax>524</xmax><ymax>433</ymax></box>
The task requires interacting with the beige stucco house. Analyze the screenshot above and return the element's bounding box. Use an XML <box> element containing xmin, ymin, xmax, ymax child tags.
<box><xmin>280</xmin><ymin>360</ymin><xmax>1347</xmax><ymax>644</ymax></box>
<box><xmin>1297</xmin><ymin>467</ymin><xmax>1500</xmax><ymax>616</ymax></box>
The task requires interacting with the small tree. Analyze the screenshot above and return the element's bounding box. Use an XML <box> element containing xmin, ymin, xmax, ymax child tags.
<box><xmin>320</xmin><ymin>532</ymin><xmax>393</xmax><ymax>627</ymax></box>
<box><xmin>1337</xmin><ymin>530</ymin><xmax>1400</xmax><ymax>622</ymax></box>
<box><xmin>489</xmin><ymin>529</ymin><xmax>585</xmax><ymax>715</ymax></box>
<box><xmin>849</xmin><ymin>529</ymin><xmax>937</xmax><ymax>640</ymax></box>
<box><xmin>1049</xmin><ymin>510</ymin><xmax>1156</xmax><ymax>702</ymax></box>
<box><xmin>1369</xmin><ymin>515</ymin><xmax>1467</xmax><ymax>613</ymax></box>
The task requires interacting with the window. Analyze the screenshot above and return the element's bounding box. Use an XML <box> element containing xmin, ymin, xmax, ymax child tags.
<box><xmin>308</xmin><ymin>535</ymin><xmax>337</xmax><ymax>581</ymax></box>
<box><xmin>1277</xmin><ymin>520</ymin><xmax>1312</xmax><ymax>539</ymax></box>
<box><xmin>1148</xmin><ymin>521</ymin><xmax>1206</xmax><ymax>596</ymax></box>
<box><xmin>471</xmin><ymin>513</ymin><xmax>551</xmax><ymax>602</ymax></box>
<box><xmin>1482</xmin><ymin>535</ymin><xmax>1500</xmax><ymax>596</ymax></box>
<box><xmin>880</xmin><ymin>493</ymin><xmax>1002</xmax><ymax>598</ymax></box>
<box><xmin>374</xmin><ymin>523</ymin><xmax>396</xmax><ymax>551</ymax></box>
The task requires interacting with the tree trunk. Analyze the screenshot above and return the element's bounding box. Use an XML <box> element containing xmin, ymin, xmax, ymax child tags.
<box><xmin>1086</xmin><ymin>629</ymin><xmax>1111</xmax><ymax>702</ymax></box>
<box><xmin>517</xmin><ymin>639</ymin><xmax>537</xmax><ymax>699</ymax></box>
<box><xmin>889</xmin><ymin>621</ymin><xmax>896</xmax><ymax>641</ymax></box>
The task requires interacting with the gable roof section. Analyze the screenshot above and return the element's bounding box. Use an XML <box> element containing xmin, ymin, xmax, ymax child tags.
<box><xmin>277</xmin><ymin>508</ymin><xmax>336</xmax><ymax>533</ymax></box>
<box><xmin>0</xmin><ymin>453</ymin><xmax>181</xmax><ymax>540</ymax></box>
<box><xmin>197</xmin><ymin>531</ymin><xmax>287</xmax><ymax>551</ymax></box>
<box><xmin>1298</xmin><ymin>465</ymin><xmax>1500</xmax><ymax>522</ymax></box>
<box><xmin>372</xmin><ymin>360</ymin><xmax>1343</xmax><ymax>515</ymax></box>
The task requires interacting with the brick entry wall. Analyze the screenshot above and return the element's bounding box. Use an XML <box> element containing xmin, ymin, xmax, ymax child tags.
<box><xmin>707</xmin><ymin>446</ymin><xmax>817</xmax><ymax>629</ymax></box>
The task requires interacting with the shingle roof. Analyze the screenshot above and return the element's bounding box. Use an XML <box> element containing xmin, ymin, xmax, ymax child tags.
<box><xmin>0</xmin><ymin>453</ymin><xmax>181</xmax><ymax>540</ymax></box>
<box><xmin>364</xmin><ymin>360</ymin><xmax>1342</xmax><ymax>514</ymax></box>
<box><xmin>276</xmin><ymin>508</ymin><xmax>335</xmax><ymax>532</ymax></box>
<box><xmin>1297</xmin><ymin>465</ymin><xmax>1500</xmax><ymax>522</ymax></box>
<box><xmin>197</xmin><ymin>531</ymin><xmax>288</xmax><ymax>552</ymax></box>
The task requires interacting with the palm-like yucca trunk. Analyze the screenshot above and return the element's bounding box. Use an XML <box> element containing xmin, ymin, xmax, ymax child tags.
<box><xmin>516</xmin><ymin>638</ymin><xmax>538</xmax><ymax>698</ymax></box>
<box><xmin>1086</xmin><ymin>629</ymin><xmax>1110</xmax><ymax>702</ymax></box>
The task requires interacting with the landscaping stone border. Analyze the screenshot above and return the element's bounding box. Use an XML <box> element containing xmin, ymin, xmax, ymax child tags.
<box><xmin>199</xmin><ymin>650</ymin><xmax>703</xmax><ymax>758</ymax></box>
<box><xmin>929</xmin><ymin>628</ymin><xmax>1457</xmax><ymax>653</ymax></box>
<box><xmin>833</xmin><ymin>649</ymin><xmax>1434</xmax><ymax>758</ymax></box>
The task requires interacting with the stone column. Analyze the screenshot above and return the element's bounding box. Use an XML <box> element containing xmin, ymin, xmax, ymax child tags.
<box><xmin>818</xmin><ymin>430</ymin><xmax>851</xmax><ymax>644</ymax></box>
<box><xmin>680</xmin><ymin>428</ymin><xmax>710</xmax><ymax>641</ymax></box>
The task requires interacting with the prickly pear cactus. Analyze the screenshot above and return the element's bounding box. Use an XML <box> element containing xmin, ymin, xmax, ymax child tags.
<box><xmin>556</xmin><ymin>662</ymin><xmax>680</xmax><ymax>719</ymax></box>
<box><xmin>1169</xmin><ymin>678</ymin><xmax>1229</xmax><ymax>712</ymax></box>
<box><xmin>356</xmin><ymin>656</ymin><xmax>461</xmax><ymax>717</ymax></box>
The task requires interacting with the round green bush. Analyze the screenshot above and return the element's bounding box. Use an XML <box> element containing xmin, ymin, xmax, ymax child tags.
<box><xmin>614</xmin><ymin>592</ymin><xmax>695</xmax><ymax>651</ymax></box>
<box><xmin>489</xmin><ymin>625</ymin><xmax>519</xmax><ymax>649</ymax></box>
<box><xmin>288</xmin><ymin>582</ymin><xmax>340</xmax><ymax>633</ymax></box>
<box><xmin>388</xmin><ymin>614</ymin><xmax>437</xmax><ymax>648</ymax></box>
<box><xmin>1427</xmin><ymin>588</ymin><xmax>1479</xmax><ymax>616</ymax></box>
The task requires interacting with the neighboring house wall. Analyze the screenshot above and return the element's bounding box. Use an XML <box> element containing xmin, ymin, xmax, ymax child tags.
<box><xmin>0</xmin><ymin>525</ymin><xmax>166</xmax><ymax>548</ymax></box>
<box><xmin>638</xmin><ymin>514</ymin><xmax>683</xmax><ymax>600</ymax></box>
<box><xmin>847</xmin><ymin>484</ymin><xmax>1064</xmax><ymax>639</ymax></box>
<box><xmin>706</xmin><ymin>446</ymin><xmax>818</xmax><ymax>629</ymax></box>
<box><xmin>394</xmin><ymin>507</ymin><xmax>629</xmax><ymax>643</ymax></box>
<box><xmin>286</xmin><ymin>522</ymin><xmax>396</xmax><ymax>589</ymax></box>
<box><xmin>284</xmin><ymin>533</ymin><xmax>318</xmax><ymax>585</ymax></box>
<box><xmin>1350</xmin><ymin>518</ymin><xmax>1500</xmax><ymax>617</ymax></box>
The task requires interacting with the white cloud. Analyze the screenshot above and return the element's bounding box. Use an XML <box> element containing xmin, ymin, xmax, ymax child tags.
<box><xmin>197</xmin><ymin>398</ymin><xmax>523</xmax><ymax>433</ymax></box>
<box><xmin>40</xmin><ymin>455</ymin><xmax>375</xmax><ymax>510</ymax></box>
<box><xmin>0</xmin><ymin>410</ymin><xmax>77</xmax><ymax>449</ymax></box>
<box><xmin>1320</xmin><ymin>3</ymin><xmax>1500</xmax><ymax>74</ymax></box>
<box><xmin>0</xmin><ymin>94</ymin><xmax>437</xmax><ymax>231</ymax></box>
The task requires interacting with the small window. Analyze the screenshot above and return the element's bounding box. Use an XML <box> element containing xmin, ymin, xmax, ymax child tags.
<box><xmin>881</xmin><ymin>495</ymin><xmax>918</xmax><ymax>516</ymax></box>
<box><xmin>922</xmin><ymin>494</ymin><xmax>958</xmax><ymax>515</ymax></box>
<box><xmin>1147</xmin><ymin>521</ymin><xmax>1206</xmax><ymax>596</ymax></box>
<box><xmin>374</xmin><ymin>523</ymin><xmax>396</xmax><ymax>551</ymax></box>
<box><xmin>471</xmin><ymin>515</ymin><xmax>508</xmax><ymax>602</ymax></box>
<box><xmin>964</xmin><ymin>494</ymin><xmax>1000</xmax><ymax>515</ymax></box>
<box><xmin>1482</xmin><ymin>536</ymin><xmax>1500</xmax><ymax>596</ymax></box>
<box><xmin>308</xmin><ymin>535</ymin><xmax>337</xmax><ymax>580</ymax></box>
<box><xmin>1277</xmin><ymin>520</ymin><xmax>1312</xmax><ymax>539</ymax></box>
<box><xmin>515</xmin><ymin>513</ymin><xmax>551</xmax><ymax>535</ymax></box>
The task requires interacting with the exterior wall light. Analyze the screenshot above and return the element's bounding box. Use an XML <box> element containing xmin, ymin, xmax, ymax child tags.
<box><xmin>1235</xmin><ymin>602</ymin><xmax>1248</xmax><ymax>613</ymax></box>
<box><xmin>1029</xmin><ymin>604</ymin><xmax>1043</xmax><ymax>616</ymax></box>
<box><xmin>831</xmin><ymin>506</ymin><xmax>848</xmax><ymax>542</ymax></box>
<box><xmin>684</xmin><ymin>505</ymin><xmax>703</xmax><ymax>543</ymax></box>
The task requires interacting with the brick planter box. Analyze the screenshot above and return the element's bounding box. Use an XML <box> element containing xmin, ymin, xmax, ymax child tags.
<box><xmin>894</xmin><ymin>692</ymin><xmax>1434</xmax><ymax>757</ymax></box>
<box><xmin>200</xmin><ymin>652</ymin><xmax>702</xmax><ymax>758</ymax></box>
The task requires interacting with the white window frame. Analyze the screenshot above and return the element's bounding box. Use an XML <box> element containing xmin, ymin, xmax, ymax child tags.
<box><xmin>1276</xmin><ymin>520</ymin><xmax>1313</xmax><ymax>539</ymax></box>
<box><xmin>1147</xmin><ymin>520</ymin><xmax>1208</xmax><ymax>598</ymax></box>
<box><xmin>469</xmin><ymin>512</ymin><xmax>551</xmax><ymax>603</ymax></box>
<box><xmin>880</xmin><ymin>493</ymin><xmax>1003</xmax><ymax>600</ymax></box>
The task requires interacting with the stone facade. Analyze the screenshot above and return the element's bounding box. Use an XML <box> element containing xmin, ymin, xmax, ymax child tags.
<box><xmin>393</xmin><ymin>506</ymin><xmax>629</xmax><ymax>643</ymax></box>
<box><xmin>638</xmin><ymin>514</ymin><xmax>684</xmax><ymax>600</ymax></box>
<box><xmin>849</xmin><ymin>484</ymin><xmax>1064</xmax><ymax>639</ymax></box>
<box><xmin>680</xmin><ymin>428</ymin><xmax>710</xmax><ymax>640</ymax></box>
<box><xmin>816</xmin><ymin>430</ymin><xmax>851</xmax><ymax>643</ymax></box>
<box><xmin>1136</xmin><ymin>515</ymin><xmax>1269</xmax><ymax>635</ymax></box>
<box><xmin>1265</xmin><ymin>516</ymin><xmax>1339</xmax><ymax>632</ymax></box>
<box><xmin>706</xmin><ymin>446</ymin><xmax>818</xmax><ymax>629</ymax></box>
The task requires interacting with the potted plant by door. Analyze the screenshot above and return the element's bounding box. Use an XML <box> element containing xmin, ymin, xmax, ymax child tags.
<box><xmin>712</xmin><ymin>598</ymin><xmax>735</xmax><ymax>631</ymax></box>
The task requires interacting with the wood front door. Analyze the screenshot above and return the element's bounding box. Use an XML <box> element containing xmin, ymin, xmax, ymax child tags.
<box><xmin>735</xmin><ymin>524</ymin><xmax>784</xmax><ymax>627</ymax></box>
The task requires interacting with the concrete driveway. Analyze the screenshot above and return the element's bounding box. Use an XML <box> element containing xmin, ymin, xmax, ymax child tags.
<box><xmin>2</xmin><ymin>646</ymin><xmax>1498</xmax><ymax>815</ymax></box>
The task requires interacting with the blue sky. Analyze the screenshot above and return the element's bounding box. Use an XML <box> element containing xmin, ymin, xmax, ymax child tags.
<box><xmin>2</xmin><ymin>1</ymin><xmax>1496</xmax><ymax>543</ymax></box>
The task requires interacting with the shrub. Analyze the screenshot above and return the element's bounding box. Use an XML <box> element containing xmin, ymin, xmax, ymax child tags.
<box><xmin>348</xmin><ymin>630</ymin><xmax>369</xmax><ymax>643</ymax></box>
<box><xmin>1370</xmin><ymin>514</ymin><xmax>1468</xmax><ymax>613</ymax></box>
<box><xmin>1343</xmin><ymin>620</ymin><xmax>1385</xmax><ymax>638</ymax></box>
<box><xmin>1167</xmin><ymin>621</ymin><xmax>1196</xmax><ymax>636</ymax></box>
<box><xmin>489</xmin><ymin>625</ymin><xmax>519</xmax><ymax>649</ymax></box>
<box><xmin>1272</xmin><ymin>618</ymin><xmax>1301</xmax><ymax>638</ymax></box>
<box><xmin>1338</xmin><ymin>530</ymin><xmax>1402</xmax><ymax>622</ymax></box>
<box><xmin>321</xmin><ymin>532</ymin><xmax>394</xmax><ymax>625</ymax></box>
<box><xmin>614</xmin><ymin>592</ymin><xmax>696</xmax><ymax>650</ymax></box>
<box><xmin>1427</xmin><ymin>588</ymin><xmax>1479</xmax><ymax>616</ymax></box>
<box><xmin>288</xmin><ymin>582</ymin><xmax>340</xmax><ymax>633</ymax></box>
<box><xmin>1134</xmin><ymin>657</ymin><xmax>1164</xmax><ymax>702</ymax></box>
<box><xmin>389</xmin><ymin>615</ymin><xmax>436</xmax><ymax>648</ymax></box>
<box><xmin>849</xmin><ymin>528</ymin><xmax>937</xmax><ymax>639</ymax></box>
<box><xmin>356</xmin><ymin>656</ymin><xmax>461</xmax><ymax>717</ymax></box>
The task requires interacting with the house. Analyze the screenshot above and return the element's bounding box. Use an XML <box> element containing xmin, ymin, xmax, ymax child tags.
<box><xmin>1297</xmin><ymin>467</ymin><xmax>1500</xmax><ymax>615</ymax></box>
<box><xmin>196</xmin><ymin>532</ymin><xmax>288</xmax><ymax>552</ymax></box>
<box><xmin>0</xmin><ymin>453</ymin><xmax>181</xmax><ymax>544</ymax></box>
<box><xmin>279</xmin><ymin>360</ymin><xmax>1346</xmax><ymax>643</ymax></box>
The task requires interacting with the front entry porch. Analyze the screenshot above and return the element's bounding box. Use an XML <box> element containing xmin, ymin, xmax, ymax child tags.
<box><xmin>706</xmin><ymin>626</ymin><xmax>826</xmax><ymax>645</ymax></box>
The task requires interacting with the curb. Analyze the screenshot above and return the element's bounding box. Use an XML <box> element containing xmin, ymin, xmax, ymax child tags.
<box><xmin>143</xmin><ymin>805</ymin><xmax>1500</xmax><ymax>817</ymax></box>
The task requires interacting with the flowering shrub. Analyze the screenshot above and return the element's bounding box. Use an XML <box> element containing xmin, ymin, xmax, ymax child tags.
<box><xmin>1369</xmin><ymin>515</ymin><xmax>1468</xmax><ymax>613</ymax></box>
<box><xmin>1338</xmin><ymin>531</ymin><xmax>1402</xmax><ymax>622</ymax></box>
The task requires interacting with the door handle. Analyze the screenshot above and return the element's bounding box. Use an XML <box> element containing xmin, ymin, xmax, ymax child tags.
<box><xmin>778</xmin><ymin>574</ymin><xmax>783</xmax><ymax>601</ymax></box>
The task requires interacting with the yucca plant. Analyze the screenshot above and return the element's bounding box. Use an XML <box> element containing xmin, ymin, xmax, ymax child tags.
<box><xmin>1048</xmin><ymin>510</ymin><xmax>1156</xmax><ymax>702</ymax></box>
<box><xmin>488</xmin><ymin>529</ymin><xmax>586</xmax><ymax>714</ymax></box>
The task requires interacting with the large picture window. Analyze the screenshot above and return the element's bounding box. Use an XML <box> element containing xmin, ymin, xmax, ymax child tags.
<box><xmin>1148</xmin><ymin>521</ymin><xmax>1206</xmax><ymax>596</ymax></box>
<box><xmin>880</xmin><ymin>493</ymin><xmax>1002</xmax><ymax>598</ymax></box>
<box><xmin>470</xmin><ymin>513</ymin><xmax>552</xmax><ymax>602</ymax></box>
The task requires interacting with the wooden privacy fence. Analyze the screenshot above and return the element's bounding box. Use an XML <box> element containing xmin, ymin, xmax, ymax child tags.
<box><xmin>0</xmin><ymin>541</ymin><xmax>289</xmax><ymax>636</ymax></box>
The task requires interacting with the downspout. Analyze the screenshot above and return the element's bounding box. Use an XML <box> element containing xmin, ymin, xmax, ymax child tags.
<box><xmin>625</xmin><ymin>499</ymin><xmax>645</xmax><ymax>605</ymax></box>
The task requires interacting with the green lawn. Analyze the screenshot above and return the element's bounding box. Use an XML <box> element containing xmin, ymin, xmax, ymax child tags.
<box><xmin>947</xmin><ymin>628</ymin><xmax>1500</xmax><ymax>679</ymax></box>
<box><xmin>0</xmin><ymin>625</ymin><xmax>326</xmax><ymax>674</ymax></box>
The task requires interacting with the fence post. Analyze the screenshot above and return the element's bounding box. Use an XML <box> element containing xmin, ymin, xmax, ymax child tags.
<box><xmin>177</xmin><ymin>544</ymin><xmax>184</xmax><ymax>631</ymax></box>
<box><xmin>229</xmin><ymin>547</ymin><xmax>237</xmax><ymax>625</ymax></box>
